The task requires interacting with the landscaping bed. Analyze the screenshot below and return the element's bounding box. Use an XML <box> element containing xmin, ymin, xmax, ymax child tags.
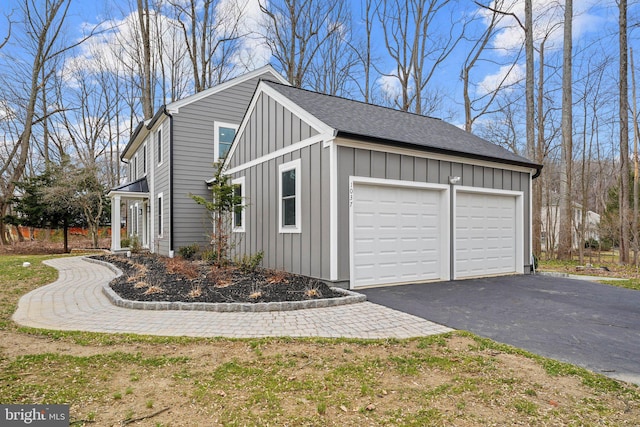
<box><xmin>93</xmin><ymin>254</ymin><xmax>343</xmax><ymax>304</ymax></box>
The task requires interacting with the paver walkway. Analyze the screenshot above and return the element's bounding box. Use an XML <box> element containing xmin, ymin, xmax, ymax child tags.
<box><xmin>12</xmin><ymin>257</ymin><xmax>451</xmax><ymax>339</ymax></box>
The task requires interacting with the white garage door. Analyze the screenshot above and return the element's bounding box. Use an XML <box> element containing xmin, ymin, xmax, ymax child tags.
<box><xmin>455</xmin><ymin>191</ymin><xmax>518</xmax><ymax>279</ymax></box>
<box><xmin>350</xmin><ymin>182</ymin><xmax>448</xmax><ymax>288</ymax></box>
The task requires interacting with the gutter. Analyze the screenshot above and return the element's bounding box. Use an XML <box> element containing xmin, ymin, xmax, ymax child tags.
<box><xmin>336</xmin><ymin>131</ymin><xmax>543</xmax><ymax>173</ymax></box>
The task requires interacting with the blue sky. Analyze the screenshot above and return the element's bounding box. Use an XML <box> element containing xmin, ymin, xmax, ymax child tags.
<box><xmin>0</xmin><ymin>0</ymin><xmax>637</xmax><ymax>132</ymax></box>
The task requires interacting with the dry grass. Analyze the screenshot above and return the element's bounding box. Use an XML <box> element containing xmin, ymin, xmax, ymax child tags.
<box><xmin>143</xmin><ymin>285</ymin><xmax>164</xmax><ymax>295</ymax></box>
<box><xmin>133</xmin><ymin>281</ymin><xmax>148</xmax><ymax>289</ymax></box>
<box><xmin>208</xmin><ymin>265</ymin><xmax>234</xmax><ymax>287</ymax></box>
<box><xmin>305</xmin><ymin>288</ymin><xmax>321</xmax><ymax>298</ymax></box>
<box><xmin>266</xmin><ymin>269</ymin><xmax>290</xmax><ymax>284</ymax></box>
<box><xmin>188</xmin><ymin>287</ymin><xmax>202</xmax><ymax>298</ymax></box>
<box><xmin>164</xmin><ymin>257</ymin><xmax>199</xmax><ymax>280</ymax></box>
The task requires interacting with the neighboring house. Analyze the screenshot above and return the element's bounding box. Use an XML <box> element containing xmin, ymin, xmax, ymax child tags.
<box><xmin>223</xmin><ymin>81</ymin><xmax>542</xmax><ymax>289</ymax></box>
<box><xmin>108</xmin><ymin>66</ymin><xmax>289</xmax><ymax>255</ymax></box>
<box><xmin>541</xmin><ymin>202</ymin><xmax>600</xmax><ymax>251</ymax></box>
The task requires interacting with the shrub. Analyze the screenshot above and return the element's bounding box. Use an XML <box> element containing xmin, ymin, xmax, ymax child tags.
<box><xmin>235</xmin><ymin>251</ymin><xmax>264</xmax><ymax>273</ymax></box>
<box><xmin>201</xmin><ymin>248</ymin><xmax>216</xmax><ymax>262</ymax></box>
<box><xmin>178</xmin><ymin>243</ymin><xmax>199</xmax><ymax>260</ymax></box>
<box><xmin>121</xmin><ymin>237</ymin><xmax>131</xmax><ymax>248</ymax></box>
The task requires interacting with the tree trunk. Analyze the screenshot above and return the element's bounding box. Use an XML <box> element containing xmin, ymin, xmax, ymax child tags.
<box><xmin>631</xmin><ymin>47</ymin><xmax>639</xmax><ymax>265</ymax></box>
<box><xmin>137</xmin><ymin>0</ymin><xmax>153</xmax><ymax>119</ymax></box>
<box><xmin>558</xmin><ymin>0</ymin><xmax>574</xmax><ymax>260</ymax></box>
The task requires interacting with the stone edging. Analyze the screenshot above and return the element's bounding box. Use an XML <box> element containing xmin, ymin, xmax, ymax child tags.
<box><xmin>82</xmin><ymin>256</ymin><xmax>367</xmax><ymax>312</ymax></box>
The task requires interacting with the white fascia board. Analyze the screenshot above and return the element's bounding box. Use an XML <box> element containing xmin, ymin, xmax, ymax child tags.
<box><xmin>168</xmin><ymin>65</ymin><xmax>289</xmax><ymax>113</ymax></box>
<box><xmin>335</xmin><ymin>137</ymin><xmax>535</xmax><ymax>175</ymax></box>
<box><xmin>222</xmin><ymin>80</ymin><xmax>334</xmax><ymax>171</ymax></box>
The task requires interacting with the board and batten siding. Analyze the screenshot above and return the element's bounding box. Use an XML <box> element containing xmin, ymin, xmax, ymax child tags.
<box><xmin>227</xmin><ymin>93</ymin><xmax>319</xmax><ymax>168</ymax></box>
<box><xmin>336</xmin><ymin>142</ymin><xmax>532</xmax><ymax>282</ymax></box>
<box><xmin>171</xmin><ymin>73</ymin><xmax>275</xmax><ymax>251</ymax></box>
<box><xmin>229</xmin><ymin>94</ymin><xmax>329</xmax><ymax>280</ymax></box>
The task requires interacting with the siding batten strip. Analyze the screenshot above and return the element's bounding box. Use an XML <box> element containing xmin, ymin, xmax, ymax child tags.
<box><xmin>329</xmin><ymin>139</ymin><xmax>338</xmax><ymax>281</ymax></box>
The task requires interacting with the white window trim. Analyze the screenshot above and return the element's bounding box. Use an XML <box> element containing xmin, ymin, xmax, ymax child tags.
<box><xmin>214</xmin><ymin>121</ymin><xmax>239</xmax><ymax>162</ymax></box>
<box><xmin>142</xmin><ymin>143</ymin><xmax>147</xmax><ymax>176</ymax></box>
<box><xmin>231</xmin><ymin>177</ymin><xmax>245</xmax><ymax>233</ymax></box>
<box><xmin>157</xmin><ymin>129</ymin><xmax>163</xmax><ymax>166</ymax></box>
<box><xmin>278</xmin><ymin>159</ymin><xmax>301</xmax><ymax>234</ymax></box>
<box><xmin>157</xmin><ymin>192</ymin><xmax>164</xmax><ymax>238</ymax></box>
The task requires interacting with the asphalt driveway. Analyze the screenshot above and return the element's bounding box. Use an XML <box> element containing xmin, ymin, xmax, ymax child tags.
<box><xmin>361</xmin><ymin>274</ymin><xmax>640</xmax><ymax>385</ymax></box>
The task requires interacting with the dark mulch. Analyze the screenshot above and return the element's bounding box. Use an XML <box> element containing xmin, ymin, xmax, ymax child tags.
<box><xmin>93</xmin><ymin>254</ymin><xmax>342</xmax><ymax>304</ymax></box>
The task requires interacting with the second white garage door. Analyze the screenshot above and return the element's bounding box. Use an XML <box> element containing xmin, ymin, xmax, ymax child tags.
<box><xmin>350</xmin><ymin>181</ymin><xmax>449</xmax><ymax>288</ymax></box>
<box><xmin>454</xmin><ymin>190</ymin><xmax>522</xmax><ymax>279</ymax></box>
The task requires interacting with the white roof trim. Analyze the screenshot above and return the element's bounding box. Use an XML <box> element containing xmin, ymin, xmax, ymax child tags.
<box><xmin>167</xmin><ymin>65</ymin><xmax>289</xmax><ymax>113</ymax></box>
<box><xmin>223</xmin><ymin>81</ymin><xmax>335</xmax><ymax>170</ymax></box>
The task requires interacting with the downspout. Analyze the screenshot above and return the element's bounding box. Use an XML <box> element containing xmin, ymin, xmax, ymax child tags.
<box><xmin>532</xmin><ymin>165</ymin><xmax>543</xmax><ymax>180</ymax></box>
<box><xmin>150</xmin><ymin>105</ymin><xmax>175</xmax><ymax>255</ymax></box>
<box><xmin>166</xmin><ymin>106</ymin><xmax>175</xmax><ymax>255</ymax></box>
<box><xmin>531</xmin><ymin>165</ymin><xmax>543</xmax><ymax>274</ymax></box>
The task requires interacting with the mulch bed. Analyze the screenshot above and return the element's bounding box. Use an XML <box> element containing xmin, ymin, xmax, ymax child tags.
<box><xmin>93</xmin><ymin>254</ymin><xmax>342</xmax><ymax>304</ymax></box>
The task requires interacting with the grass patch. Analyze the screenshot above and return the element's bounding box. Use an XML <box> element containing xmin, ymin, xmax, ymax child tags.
<box><xmin>599</xmin><ymin>279</ymin><xmax>640</xmax><ymax>291</ymax></box>
<box><xmin>1</xmin><ymin>254</ymin><xmax>640</xmax><ymax>425</ymax></box>
<box><xmin>0</xmin><ymin>255</ymin><xmax>60</xmax><ymax>330</ymax></box>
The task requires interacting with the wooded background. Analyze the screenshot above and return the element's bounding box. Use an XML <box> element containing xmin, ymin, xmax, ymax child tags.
<box><xmin>0</xmin><ymin>0</ymin><xmax>638</xmax><ymax>262</ymax></box>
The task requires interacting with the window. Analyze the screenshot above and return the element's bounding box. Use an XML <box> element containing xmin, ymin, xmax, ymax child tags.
<box><xmin>214</xmin><ymin>122</ymin><xmax>238</xmax><ymax>161</ymax></box>
<box><xmin>157</xmin><ymin>193</ymin><xmax>163</xmax><ymax>237</ymax></box>
<box><xmin>142</xmin><ymin>143</ymin><xmax>147</xmax><ymax>175</ymax></box>
<box><xmin>231</xmin><ymin>177</ymin><xmax>245</xmax><ymax>232</ymax></box>
<box><xmin>278</xmin><ymin>159</ymin><xmax>301</xmax><ymax>233</ymax></box>
<box><xmin>157</xmin><ymin>129</ymin><xmax>163</xmax><ymax>165</ymax></box>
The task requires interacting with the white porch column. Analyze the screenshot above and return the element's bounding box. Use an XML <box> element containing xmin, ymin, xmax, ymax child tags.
<box><xmin>111</xmin><ymin>195</ymin><xmax>121</xmax><ymax>251</ymax></box>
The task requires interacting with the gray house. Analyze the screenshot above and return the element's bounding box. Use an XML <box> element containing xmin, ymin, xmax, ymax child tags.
<box><xmin>224</xmin><ymin>81</ymin><xmax>542</xmax><ymax>289</ymax></box>
<box><xmin>108</xmin><ymin>66</ymin><xmax>289</xmax><ymax>255</ymax></box>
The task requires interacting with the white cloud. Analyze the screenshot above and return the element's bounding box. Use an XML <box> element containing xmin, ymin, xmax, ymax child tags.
<box><xmin>376</xmin><ymin>73</ymin><xmax>402</xmax><ymax>100</ymax></box>
<box><xmin>482</xmin><ymin>0</ymin><xmax>610</xmax><ymax>53</ymax></box>
<box><xmin>476</xmin><ymin>63</ymin><xmax>524</xmax><ymax>96</ymax></box>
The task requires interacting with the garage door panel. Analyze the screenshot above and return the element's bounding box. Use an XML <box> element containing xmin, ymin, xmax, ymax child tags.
<box><xmin>455</xmin><ymin>191</ymin><xmax>518</xmax><ymax>279</ymax></box>
<box><xmin>351</xmin><ymin>183</ymin><xmax>447</xmax><ymax>288</ymax></box>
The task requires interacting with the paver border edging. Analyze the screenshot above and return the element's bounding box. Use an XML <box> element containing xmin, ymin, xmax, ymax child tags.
<box><xmin>82</xmin><ymin>256</ymin><xmax>367</xmax><ymax>312</ymax></box>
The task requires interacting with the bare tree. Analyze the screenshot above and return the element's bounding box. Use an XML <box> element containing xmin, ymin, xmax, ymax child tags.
<box><xmin>619</xmin><ymin>0</ymin><xmax>630</xmax><ymax>264</ymax></box>
<box><xmin>136</xmin><ymin>0</ymin><xmax>153</xmax><ymax>119</ymax></box>
<box><xmin>352</xmin><ymin>0</ymin><xmax>378</xmax><ymax>103</ymax></box>
<box><xmin>557</xmin><ymin>0</ymin><xmax>573</xmax><ymax>260</ymax></box>
<box><xmin>168</xmin><ymin>0</ymin><xmax>246</xmax><ymax>93</ymax></box>
<box><xmin>309</xmin><ymin>14</ymin><xmax>360</xmax><ymax>97</ymax></box>
<box><xmin>378</xmin><ymin>0</ymin><xmax>464</xmax><ymax>114</ymax></box>
<box><xmin>259</xmin><ymin>0</ymin><xmax>349</xmax><ymax>88</ymax></box>
<box><xmin>0</xmin><ymin>0</ymin><xmax>80</xmax><ymax>244</ymax></box>
<box><xmin>462</xmin><ymin>1</ymin><xmax>520</xmax><ymax>132</ymax></box>
<box><xmin>1</xmin><ymin>12</ymin><xmax>12</xmax><ymax>50</ymax></box>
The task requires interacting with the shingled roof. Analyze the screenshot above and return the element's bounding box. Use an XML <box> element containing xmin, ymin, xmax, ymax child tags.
<box><xmin>263</xmin><ymin>81</ymin><xmax>540</xmax><ymax>171</ymax></box>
